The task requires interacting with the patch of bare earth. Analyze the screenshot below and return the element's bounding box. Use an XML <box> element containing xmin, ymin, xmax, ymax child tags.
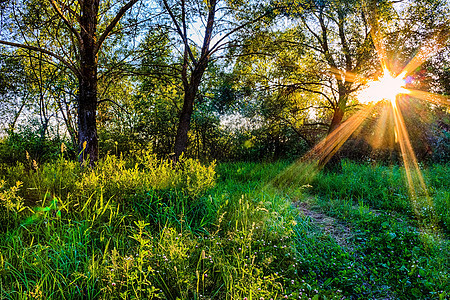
<box><xmin>294</xmin><ymin>200</ymin><xmax>355</xmax><ymax>251</ymax></box>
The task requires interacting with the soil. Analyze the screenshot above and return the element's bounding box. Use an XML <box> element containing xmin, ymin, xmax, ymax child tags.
<box><xmin>295</xmin><ymin>200</ymin><xmax>355</xmax><ymax>251</ymax></box>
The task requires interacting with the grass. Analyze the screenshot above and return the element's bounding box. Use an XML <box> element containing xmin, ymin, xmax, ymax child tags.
<box><xmin>0</xmin><ymin>153</ymin><xmax>449</xmax><ymax>299</ymax></box>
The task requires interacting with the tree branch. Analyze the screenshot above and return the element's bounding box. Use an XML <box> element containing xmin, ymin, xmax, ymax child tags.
<box><xmin>97</xmin><ymin>98</ymin><xmax>131</xmax><ymax>114</ymax></box>
<box><xmin>0</xmin><ymin>40</ymin><xmax>80</xmax><ymax>77</ymax></box>
<box><xmin>275</xmin><ymin>82</ymin><xmax>335</xmax><ymax>105</ymax></box>
<box><xmin>200</xmin><ymin>0</ymin><xmax>217</xmax><ymax>58</ymax></box>
<box><xmin>162</xmin><ymin>0</ymin><xmax>197</xmax><ymax>65</ymax></box>
<box><xmin>49</xmin><ymin>0</ymin><xmax>82</xmax><ymax>44</ymax></box>
<box><xmin>95</xmin><ymin>0</ymin><xmax>139</xmax><ymax>54</ymax></box>
<box><xmin>209</xmin><ymin>10</ymin><xmax>272</xmax><ymax>55</ymax></box>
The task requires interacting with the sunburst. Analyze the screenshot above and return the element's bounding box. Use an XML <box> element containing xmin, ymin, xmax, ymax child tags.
<box><xmin>358</xmin><ymin>69</ymin><xmax>409</xmax><ymax>105</ymax></box>
<box><xmin>273</xmin><ymin>5</ymin><xmax>450</xmax><ymax>227</ymax></box>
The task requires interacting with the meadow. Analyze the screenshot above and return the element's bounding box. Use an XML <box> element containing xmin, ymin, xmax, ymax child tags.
<box><xmin>0</xmin><ymin>152</ymin><xmax>449</xmax><ymax>299</ymax></box>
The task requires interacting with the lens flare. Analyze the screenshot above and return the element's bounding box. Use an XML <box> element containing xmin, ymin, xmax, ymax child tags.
<box><xmin>271</xmin><ymin>14</ymin><xmax>450</xmax><ymax>235</ymax></box>
<box><xmin>358</xmin><ymin>69</ymin><xmax>408</xmax><ymax>105</ymax></box>
<box><xmin>270</xmin><ymin>3</ymin><xmax>450</xmax><ymax>235</ymax></box>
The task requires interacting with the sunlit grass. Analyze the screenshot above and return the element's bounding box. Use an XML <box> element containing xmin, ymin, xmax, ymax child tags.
<box><xmin>0</xmin><ymin>156</ymin><xmax>449</xmax><ymax>299</ymax></box>
<box><xmin>271</xmin><ymin>4</ymin><xmax>450</xmax><ymax>244</ymax></box>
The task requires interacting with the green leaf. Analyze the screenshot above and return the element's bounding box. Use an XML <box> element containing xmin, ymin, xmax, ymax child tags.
<box><xmin>387</xmin><ymin>232</ymin><xmax>397</xmax><ymax>240</ymax></box>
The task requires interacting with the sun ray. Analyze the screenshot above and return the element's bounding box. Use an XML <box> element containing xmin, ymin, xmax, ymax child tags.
<box><xmin>391</xmin><ymin>97</ymin><xmax>426</xmax><ymax>193</ymax></box>
<box><xmin>371</xmin><ymin>102</ymin><xmax>393</xmax><ymax>150</ymax></box>
<box><xmin>370</xmin><ymin>28</ymin><xmax>389</xmax><ymax>72</ymax></box>
<box><xmin>327</xmin><ymin>67</ymin><xmax>360</xmax><ymax>83</ymax></box>
<box><xmin>390</xmin><ymin>96</ymin><xmax>435</xmax><ymax>217</ymax></box>
<box><xmin>311</xmin><ymin>104</ymin><xmax>376</xmax><ymax>167</ymax></box>
<box><xmin>365</xmin><ymin>2</ymin><xmax>390</xmax><ymax>72</ymax></box>
<box><xmin>271</xmin><ymin>104</ymin><xmax>376</xmax><ymax>189</ymax></box>
<box><xmin>407</xmin><ymin>89</ymin><xmax>450</xmax><ymax>107</ymax></box>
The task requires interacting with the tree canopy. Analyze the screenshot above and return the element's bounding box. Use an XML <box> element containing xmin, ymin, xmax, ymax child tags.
<box><xmin>0</xmin><ymin>0</ymin><xmax>449</xmax><ymax>163</ymax></box>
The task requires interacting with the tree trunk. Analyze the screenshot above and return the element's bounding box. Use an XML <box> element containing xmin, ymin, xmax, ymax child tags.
<box><xmin>328</xmin><ymin>106</ymin><xmax>345</xmax><ymax>133</ymax></box>
<box><xmin>78</xmin><ymin>0</ymin><xmax>99</xmax><ymax>166</ymax></box>
<box><xmin>172</xmin><ymin>63</ymin><xmax>208</xmax><ymax>161</ymax></box>
<box><xmin>321</xmin><ymin>106</ymin><xmax>345</xmax><ymax>172</ymax></box>
<box><xmin>322</xmin><ymin>93</ymin><xmax>347</xmax><ymax>171</ymax></box>
<box><xmin>173</xmin><ymin>84</ymin><xmax>197</xmax><ymax>160</ymax></box>
<box><xmin>166</xmin><ymin>0</ymin><xmax>217</xmax><ymax>162</ymax></box>
<box><xmin>78</xmin><ymin>75</ymin><xmax>99</xmax><ymax>165</ymax></box>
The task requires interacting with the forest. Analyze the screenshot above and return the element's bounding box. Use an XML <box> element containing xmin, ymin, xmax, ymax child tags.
<box><xmin>0</xmin><ymin>0</ymin><xmax>449</xmax><ymax>299</ymax></box>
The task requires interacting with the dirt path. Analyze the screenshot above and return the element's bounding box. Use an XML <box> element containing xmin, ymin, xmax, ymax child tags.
<box><xmin>295</xmin><ymin>200</ymin><xmax>355</xmax><ymax>251</ymax></box>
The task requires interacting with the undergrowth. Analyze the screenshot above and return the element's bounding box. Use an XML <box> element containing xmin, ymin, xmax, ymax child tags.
<box><xmin>0</xmin><ymin>155</ymin><xmax>448</xmax><ymax>299</ymax></box>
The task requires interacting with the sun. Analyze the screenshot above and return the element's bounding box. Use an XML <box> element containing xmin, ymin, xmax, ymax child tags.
<box><xmin>358</xmin><ymin>69</ymin><xmax>408</xmax><ymax>104</ymax></box>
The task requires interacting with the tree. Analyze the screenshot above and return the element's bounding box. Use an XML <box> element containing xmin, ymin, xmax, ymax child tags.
<box><xmin>277</xmin><ymin>0</ymin><xmax>388</xmax><ymax>133</ymax></box>
<box><xmin>160</xmin><ymin>0</ymin><xmax>271</xmax><ymax>161</ymax></box>
<box><xmin>0</xmin><ymin>0</ymin><xmax>140</xmax><ymax>165</ymax></box>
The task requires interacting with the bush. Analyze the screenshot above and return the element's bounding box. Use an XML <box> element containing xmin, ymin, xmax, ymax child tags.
<box><xmin>0</xmin><ymin>125</ymin><xmax>75</xmax><ymax>165</ymax></box>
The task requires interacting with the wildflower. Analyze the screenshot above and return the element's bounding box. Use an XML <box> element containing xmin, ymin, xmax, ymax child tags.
<box><xmin>111</xmin><ymin>282</ymin><xmax>116</xmax><ymax>286</ymax></box>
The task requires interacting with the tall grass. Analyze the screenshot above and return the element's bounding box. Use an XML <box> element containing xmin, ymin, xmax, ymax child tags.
<box><xmin>0</xmin><ymin>156</ymin><xmax>448</xmax><ymax>299</ymax></box>
<box><xmin>1</xmin><ymin>155</ymin><xmax>319</xmax><ymax>299</ymax></box>
<box><xmin>311</xmin><ymin>160</ymin><xmax>450</xmax><ymax>232</ymax></box>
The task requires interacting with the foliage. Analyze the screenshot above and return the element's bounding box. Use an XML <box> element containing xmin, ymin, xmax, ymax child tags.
<box><xmin>0</xmin><ymin>124</ymin><xmax>73</xmax><ymax>164</ymax></box>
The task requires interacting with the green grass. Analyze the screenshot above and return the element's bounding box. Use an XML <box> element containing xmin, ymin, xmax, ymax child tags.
<box><xmin>0</xmin><ymin>155</ymin><xmax>449</xmax><ymax>299</ymax></box>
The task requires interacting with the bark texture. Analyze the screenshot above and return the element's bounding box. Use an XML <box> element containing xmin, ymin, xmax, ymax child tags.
<box><xmin>77</xmin><ymin>0</ymin><xmax>100</xmax><ymax>165</ymax></box>
<box><xmin>173</xmin><ymin>62</ymin><xmax>209</xmax><ymax>159</ymax></box>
